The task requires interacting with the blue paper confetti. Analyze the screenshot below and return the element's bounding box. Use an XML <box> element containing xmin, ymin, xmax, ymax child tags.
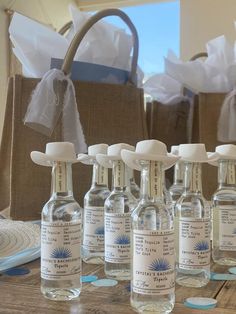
<box><xmin>81</xmin><ymin>275</ymin><xmax>98</xmax><ymax>283</ymax></box>
<box><xmin>4</xmin><ymin>267</ymin><xmax>30</xmax><ymax>276</ymax></box>
<box><xmin>184</xmin><ymin>297</ymin><xmax>217</xmax><ymax>310</ymax></box>
<box><xmin>91</xmin><ymin>279</ymin><xmax>118</xmax><ymax>287</ymax></box>
<box><xmin>228</xmin><ymin>267</ymin><xmax>236</xmax><ymax>275</ymax></box>
<box><xmin>211</xmin><ymin>272</ymin><xmax>236</xmax><ymax>281</ymax></box>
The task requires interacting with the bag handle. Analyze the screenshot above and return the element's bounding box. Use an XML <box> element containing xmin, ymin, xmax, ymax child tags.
<box><xmin>189</xmin><ymin>52</ymin><xmax>208</xmax><ymax>61</ymax></box>
<box><xmin>61</xmin><ymin>8</ymin><xmax>139</xmax><ymax>85</ymax></box>
<box><xmin>58</xmin><ymin>21</ymin><xmax>73</xmax><ymax>35</ymax></box>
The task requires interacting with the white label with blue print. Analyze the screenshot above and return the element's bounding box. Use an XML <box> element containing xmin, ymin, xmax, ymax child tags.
<box><xmin>105</xmin><ymin>213</ymin><xmax>131</xmax><ymax>263</ymax></box>
<box><xmin>179</xmin><ymin>218</ymin><xmax>210</xmax><ymax>269</ymax></box>
<box><xmin>133</xmin><ymin>230</ymin><xmax>175</xmax><ymax>295</ymax></box>
<box><xmin>41</xmin><ymin>221</ymin><xmax>81</xmax><ymax>280</ymax></box>
<box><xmin>83</xmin><ymin>206</ymin><xmax>104</xmax><ymax>250</ymax></box>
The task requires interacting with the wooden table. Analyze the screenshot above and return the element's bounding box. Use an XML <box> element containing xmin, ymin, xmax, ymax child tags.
<box><xmin>0</xmin><ymin>259</ymin><xmax>236</xmax><ymax>314</ymax></box>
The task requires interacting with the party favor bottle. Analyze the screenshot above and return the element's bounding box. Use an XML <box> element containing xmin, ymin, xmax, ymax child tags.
<box><xmin>212</xmin><ymin>145</ymin><xmax>236</xmax><ymax>265</ymax></box>
<box><xmin>175</xmin><ymin>144</ymin><xmax>217</xmax><ymax>288</ymax></box>
<box><xmin>31</xmin><ymin>142</ymin><xmax>82</xmax><ymax>301</ymax></box>
<box><xmin>169</xmin><ymin>146</ymin><xmax>184</xmax><ymax>204</ymax></box>
<box><xmin>126</xmin><ymin>167</ymin><xmax>140</xmax><ymax>200</ymax></box>
<box><xmin>97</xmin><ymin>144</ymin><xmax>137</xmax><ymax>280</ymax></box>
<box><xmin>122</xmin><ymin>140</ymin><xmax>179</xmax><ymax>314</ymax></box>
<box><xmin>78</xmin><ymin>144</ymin><xmax>110</xmax><ymax>264</ymax></box>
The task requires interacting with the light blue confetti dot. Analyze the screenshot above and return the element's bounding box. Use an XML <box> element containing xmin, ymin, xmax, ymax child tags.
<box><xmin>228</xmin><ymin>267</ymin><xmax>236</xmax><ymax>275</ymax></box>
<box><xmin>81</xmin><ymin>275</ymin><xmax>98</xmax><ymax>283</ymax></box>
<box><xmin>91</xmin><ymin>279</ymin><xmax>118</xmax><ymax>287</ymax></box>
<box><xmin>184</xmin><ymin>297</ymin><xmax>217</xmax><ymax>310</ymax></box>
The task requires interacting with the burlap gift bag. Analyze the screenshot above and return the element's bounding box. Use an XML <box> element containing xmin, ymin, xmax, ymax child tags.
<box><xmin>0</xmin><ymin>9</ymin><xmax>147</xmax><ymax>220</ymax></box>
<box><xmin>191</xmin><ymin>92</ymin><xmax>230</xmax><ymax>199</ymax></box>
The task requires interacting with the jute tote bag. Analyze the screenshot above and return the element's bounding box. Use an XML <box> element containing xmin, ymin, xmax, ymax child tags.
<box><xmin>0</xmin><ymin>9</ymin><xmax>148</xmax><ymax>220</ymax></box>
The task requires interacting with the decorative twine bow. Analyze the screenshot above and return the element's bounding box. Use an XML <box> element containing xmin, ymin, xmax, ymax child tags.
<box><xmin>24</xmin><ymin>69</ymin><xmax>87</xmax><ymax>153</ymax></box>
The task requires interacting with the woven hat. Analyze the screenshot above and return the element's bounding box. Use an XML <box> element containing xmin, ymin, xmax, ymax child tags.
<box><xmin>31</xmin><ymin>142</ymin><xmax>79</xmax><ymax>167</ymax></box>
<box><xmin>121</xmin><ymin>139</ymin><xmax>179</xmax><ymax>171</ymax></box>
<box><xmin>77</xmin><ymin>144</ymin><xmax>108</xmax><ymax>165</ymax></box>
<box><xmin>97</xmin><ymin>143</ymin><xmax>134</xmax><ymax>168</ymax></box>
<box><xmin>209</xmin><ymin>144</ymin><xmax>236</xmax><ymax>166</ymax></box>
<box><xmin>178</xmin><ymin>143</ymin><xmax>219</xmax><ymax>163</ymax></box>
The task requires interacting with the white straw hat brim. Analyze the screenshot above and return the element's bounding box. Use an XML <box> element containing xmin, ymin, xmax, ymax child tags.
<box><xmin>121</xmin><ymin>150</ymin><xmax>180</xmax><ymax>171</ymax></box>
<box><xmin>208</xmin><ymin>153</ymin><xmax>236</xmax><ymax>167</ymax></box>
<box><xmin>77</xmin><ymin>154</ymin><xmax>96</xmax><ymax>165</ymax></box>
<box><xmin>31</xmin><ymin>151</ymin><xmax>79</xmax><ymax>167</ymax></box>
<box><xmin>179</xmin><ymin>152</ymin><xmax>219</xmax><ymax>164</ymax></box>
<box><xmin>96</xmin><ymin>154</ymin><xmax>122</xmax><ymax>168</ymax></box>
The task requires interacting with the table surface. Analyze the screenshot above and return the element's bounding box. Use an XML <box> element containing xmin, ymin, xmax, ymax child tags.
<box><xmin>1</xmin><ymin>259</ymin><xmax>236</xmax><ymax>314</ymax></box>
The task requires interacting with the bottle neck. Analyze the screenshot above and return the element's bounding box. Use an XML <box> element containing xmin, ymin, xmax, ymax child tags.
<box><xmin>184</xmin><ymin>162</ymin><xmax>203</xmax><ymax>194</ymax></box>
<box><xmin>218</xmin><ymin>160</ymin><xmax>236</xmax><ymax>188</ymax></box>
<box><xmin>140</xmin><ymin>161</ymin><xmax>163</xmax><ymax>201</ymax></box>
<box><xmin>51</xmin><ymin>161</ymin><xmax>73</xmax><ymax>198</ymax></box>
<box><xmin>112</xmin><ymin>160</ymin><xmax>126</xmax><ymax>191</ymax></box>
<box><xmin>91</xmin><ymin>161</ymin><xmax>108</xmax><ymax>188</ymax></box>
<box><xmin>173</xmin><ymin>161</ymin><xmax>184</xmax><ymax>185</ymax></box>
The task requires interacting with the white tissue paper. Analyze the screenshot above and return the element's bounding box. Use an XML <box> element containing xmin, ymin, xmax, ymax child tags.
<box><xmin>143</xmin><ymin>73</ymin><xmax>187</xmax><ymax>105</ymax></box>
<box><xmin>9</xmin><ymin>5</ymin><xmax>135</xmax><ymax>79</ymax></box>
<box><xmin>144</xmin><ymin>35</ymin><xmax>236</xmax><ymax>142</ymax></box>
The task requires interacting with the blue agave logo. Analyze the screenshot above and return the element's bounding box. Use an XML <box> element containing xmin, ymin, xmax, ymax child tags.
<box><xmin>95</xmin><ymin>226</ymin><xmax>104</xmax><ymax>235</ymax></box>
<box><xmin>194</xmin><ymin>240</ymin><xmax>209</xmax><ymax>251</ymax></box>
<box><xmin>148</xmin><ymin>258</ymin><xmax>171</xmax><ymax>271</ymax></box>
<box><xmin>114</xmin><ymin>234</ymin><xmax>130</xmax><ymax>245</ymax></box>
<box><xmin>232</xmin><ymin>228</ymin><xmax>236</xmax><ymax>235</ymax></box>
<box><xmin>50</xmin><ymin>247</ymin><xmax>72</xmax><ymax>259</ymax></box>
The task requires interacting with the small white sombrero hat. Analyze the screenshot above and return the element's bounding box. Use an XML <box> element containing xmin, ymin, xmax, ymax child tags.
<box><xmin>209</xmin><ymin>144</ymin><xmax>236</xmax><ymax>166</ymax></box>
<box><xmin>121</xmin><ymin>140</ymin><xmax>180</xmax><ymax>171</ymax></box>
<box><xmin>170</xmin><ymin>145</ymin><xmax>179</xmax><ymax>156</ymax></box>
<box><xmin>77</xmin><ymin>144</ymin><xmax>108</xmax><ymax>165</ymax></box>
<box><xmin>178</xmin><ymin>143</ymin><xmax>219</xmax><ymax>163</ymax></box>
<box><xmin>97</xmin><ymin>143</ymin><xmax>135</xmax><ymax>168</ymax></box>
<box><xmin>31</xmin><ymin>142</ymin><xmax>79</xmax><ymax>167</ymax></box>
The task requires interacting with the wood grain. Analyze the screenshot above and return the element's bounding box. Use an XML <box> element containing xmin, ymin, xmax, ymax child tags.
<box><xmin>0</xmin><ymin>259</ymin><xmax>236</xmax><ymax>313</ymax></box>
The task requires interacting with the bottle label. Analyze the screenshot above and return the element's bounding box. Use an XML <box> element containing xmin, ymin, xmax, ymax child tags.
<box><xmin>41</xmin><ymin>221</ymin><xmax>81</xmax><ymax>280</ymax></box>
<box><xmin>219</xmin><ymin>208</ymin><xmax>236</xmax><ymax>251</ymax></box>
<box><xmin>97</xmin><ymin>166</ymin><xmax>108</xmax><ymax>186</ymax></box>
<box><xmin>54</xmin><ymin>162</ymin><xmax>67</xmax><ymax>193</ymax></box>
<box><xmin>105</xmin><ymin>213</ymin><xmax>131</xmax><ymax>263</ymax></box>
<box><xmin>149</xmin><ymin>161</ymin><xmax>162</xmax><ymax>198</ymax></box>
<box><xmin>83</xmin><ymin>206</ymin><xmax>104</xmax><ymax>250</ymax></box>
<box><xmin>114</xmin><ymin>161</ymin><xmax>125</xmax><ymax>188</ymax></box>
<box><xmin>226</xmin><ymin>163</ymin><xmax>236</xmax><ymax>185</ymax></box>
<box><xmin>133</xmin><ymin>230</ymin><xmax>175</xmax><ymax>295</ymax></box>
<box><xmin>190</xmin><ymin>163</ymin><xmax>202</xmax><ymax>191</ymax></box>
<box><xmin>179</xmin><ymin>218</ymin><xmax>210</xmax><ymax>269</ymax></box>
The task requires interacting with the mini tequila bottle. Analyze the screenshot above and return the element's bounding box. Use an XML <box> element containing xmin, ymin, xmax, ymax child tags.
<box><xmin>212</xmin><ymin>145</ymin><xmax>236</xmax><ymax>265</ymax></box>
<box><xmin>175</xmin><ymin>144</ymin><xmax>217</xmax><ymax>288</ymax></box>
<box><xmin>97</xmin><ymin>143</ymin><xmax>137</xmax><ymax>280</ymax></box>
<box><xmin>122</xmin><ymin>140</ymin><xmax>179</xmax><ymax>314</ymax></box>
<box><xmin>78</xmin><ymin>144</ymin><xmax>110</xmax><ymax>264</ymax></box>
<box><xmin>126</xmin><ymin>167</ymin><xmax>140</xmax><ymax>200</ymax></box>
<box><xmin>31</xmin><ymin>142</ymin><xmax>82</xmax><ymax>301</ymax></box>
<box><xmin>169</xmin><ymin>146</ymin><xmax>184</xmax><ymax>203</ymax></box>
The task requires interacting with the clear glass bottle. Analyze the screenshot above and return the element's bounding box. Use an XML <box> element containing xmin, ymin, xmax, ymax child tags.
<box><xmin>175</xmin><ymin>162</ymin><xmax>211</xmax><ymax>287</ymax></box>
<box><xmin>131</xmin><ymin>161</ymin><xmax>175</xmax><ymax>314</ymax></box>
<box><xmin>163</xmin><ymin>170</ymin><xmax>174</xmax><ymax>217</ymax></box>
<box><xmin>212</xmin><ymin>160</ymin><xmax>236</xmax><ymax>265</ymax></box>
<box><xmin>169</xmin><ymin>159</ymin><xmax>184</xmax><ymax>203</ymax></box>
<box><xmin>41</xmin><ymin>161</ymin><xmax>82</xmax><ymax>301</ymax></box>
<box><xmin>104</xmin><ymin>160</ymin><xmax>137</xmax><ymax>280</ymax></box>
<box><xmin>126</xmin><ymin>167</ymin><xmax>140</xmax><ymax>200</ymax></box>
<box><xmin>82</xmin><ymin>161</ymin><xmax>110</xmax><ymax>264</ymax></box>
